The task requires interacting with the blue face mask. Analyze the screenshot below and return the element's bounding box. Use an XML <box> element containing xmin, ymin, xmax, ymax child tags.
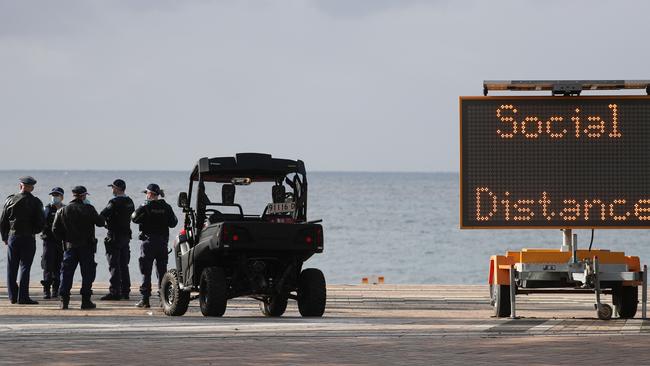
<box><xmin>83</xmin><ymin>198</ymin><xmax>91</xmax><ymax>205</ymax></box>
<box><xmin>51</xmin><ymin>196</ymin><xmax>62</xmax><ymax>205</ymax></box>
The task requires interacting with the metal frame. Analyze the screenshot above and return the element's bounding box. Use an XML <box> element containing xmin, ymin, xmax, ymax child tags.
<box><xmin>483</xmin><ymin>80</ymin><xmax>650</xmax><ymax>96</ymax></box>
<box><xmin>641</xmin><ymin>265</ymin><xmax>648</xmax><ymax>319</ymax></box>
<box><xmin>507</xmin><ymin>262</ymin><xmax>648</xmax><ymax>320</ymax></box>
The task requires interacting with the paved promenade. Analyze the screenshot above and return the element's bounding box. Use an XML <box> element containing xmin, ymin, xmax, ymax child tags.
<box><xmin>1</xmin><ymin>283</ymin><xmax>649</xmax><ymax>365</ymax></box>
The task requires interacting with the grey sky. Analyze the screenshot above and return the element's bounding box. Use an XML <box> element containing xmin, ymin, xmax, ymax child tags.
<box><xmin>0</xmin><ymin>0</ymin><xmax>647</xmax><ymax>172</ymax></box>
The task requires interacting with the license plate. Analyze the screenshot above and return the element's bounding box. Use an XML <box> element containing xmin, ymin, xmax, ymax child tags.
<box><xmin>266</xmin><ymin>202</ymin><xmax>296</xmax><ymax>214</ymax></box>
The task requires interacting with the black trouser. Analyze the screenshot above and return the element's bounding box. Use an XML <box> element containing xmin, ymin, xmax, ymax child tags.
<box><xmin>59</xmin><ymin>244</ymin><xmax>97</xmax><ymax>297</ymax></box>
<box><xmin>41</xmin><ymin>239</ymin><xmax>63</xmax><ymax>290</ymax></box>
<box><xmin>139</xmin><ymin>235</ymin><xmax>168</xmax><ymax>298</ymax></box>
<box><xmin>105</xmin><ymin>235</ymin><xmax>131</xmax><ymax>297</ymax></box>
<box><xmin>6</xmin><ymin>235</ymin><xmax>36</xmax><ymax>302</ymax></box>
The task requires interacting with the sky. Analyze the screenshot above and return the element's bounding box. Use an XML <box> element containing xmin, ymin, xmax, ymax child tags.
<box><xmin>0</xmin><ymin>0</ymin><xmax>648</xmax><ymax>172</ymax></box>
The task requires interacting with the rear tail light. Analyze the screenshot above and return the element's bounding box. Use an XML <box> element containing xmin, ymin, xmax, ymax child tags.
<box><xmin>220</xmin><ymin>225</ymin><xmax>248</xmax><ymax>243</ymax></box>
<box><xmin>174</xmin><ymin>228</ymin><xmax>189</xmax><ymax>249</ymax></box>
<box><xmin>301</xmin><ymin>226</ymin><xmax>323</xmax><ymax>247</ymax></box>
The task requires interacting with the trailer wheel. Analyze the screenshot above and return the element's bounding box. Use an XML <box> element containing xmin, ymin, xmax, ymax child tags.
<box><xmin>260</xmin><ymin>294</ymin><xmax>288</xmax><ymax>317</ymax></box>
<box><xmin>613</xmin><ymin>286</ymin><xmax>638</xmax><ymax>319</ymax></box>
<box><xmin>597</xmin><ymin>303</ymin><xmax>613</xmax><ymax>320</ymax></box>
<box><xmin>199</xmin><ymin>267</ymin><xmax>227</xmax><ymax>317</ymax></box>
<box><xmin>489</xmin><ymin>284</ymin><xmax>495</xmax><ymax>306</ymax></box>
<box><xmin>160</xmin><ymin>269</ymin><xmax>190</xmax><ymax>316</ymax></box>
<box><xmin>297</xmin><ymin>268</ymin><xmax>326</xmax><ymax>317</ymax></box>
<box><xmin>491</xmin><ymin>284</ymin><xmax>511</xmax><ymax>318</ymax></box>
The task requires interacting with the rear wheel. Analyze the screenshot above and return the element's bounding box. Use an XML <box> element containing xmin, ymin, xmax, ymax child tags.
<box><xmin>160</xmin><ymin>269</ymin><xmax>190</xmax><ymax>316</ymax></box>
<box><xmin>260</xmin><ymin>294</ymin><xmax>289</xmax><ymax>317</ymax></box>
<box><xmin>491</xmin><ymin>284</ymin><xmax>511</xmax><ymax>318</ymax></box>
<box><xmin>199</xmin><ymin>267</ymin><xmax>227</xmax><ymax>317</ymax></box>
<box><xmin>613</xmin><ymin>286</ymin><xmax>638</xmax><ymax>319</ymax></box>
<box><xmin>297</xmin><ymin>268</ymin><xmax>326</xmax><ymax>317</ymax></box>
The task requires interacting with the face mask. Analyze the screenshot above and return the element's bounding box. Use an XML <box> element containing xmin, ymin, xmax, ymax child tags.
<box><xmin>51</xmin><ymin>196</ymin><xmax>62</xmax><ymax>205</ymax></box>
<box><xmin>83</xmin><ymin>198</ymin><xmax>91</xmax><ymax>205</ymax></box>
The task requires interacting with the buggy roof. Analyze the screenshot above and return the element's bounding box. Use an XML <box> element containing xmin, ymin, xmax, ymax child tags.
<box><xmin>190</xmin><ymin>153</ymin><xmax>306</xmax><ymax>183</ymax></box>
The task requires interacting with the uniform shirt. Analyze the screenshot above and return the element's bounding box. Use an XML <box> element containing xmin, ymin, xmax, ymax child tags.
<box><xmin>100</xmin><ymin>195</ymin><xmax>135</xmax><ymax>237</ymax></box>
<box><xmin>53</xmin><ymin>198</ymin><xmax>106</xmax><ymax>247</ymax></box>
<box><xmin>132</xmin><ymin>199</ymin><xmax>178</xmax><ymax>237</ymax></box>
<box><xmin>41</xmin><ymin>203</ymin><xmax>65</xmax><ymax>241</ymax></box>
<box><xmin>0</xmin><ymin>192</ymin><xmax>45</xmax><ymax>241</ymax></box>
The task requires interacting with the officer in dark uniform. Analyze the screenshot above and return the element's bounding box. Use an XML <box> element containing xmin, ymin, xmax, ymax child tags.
<box><xmin>40</xmin><ymin>187</ymin><xmax>65</xmax><ymax>299</ymax></box>
<box><xmin>99</xmin><ymin>179</ymin><xmax>135</xmax><ymax>301</ymax></box>
<box><xmin>131</xmin><ymin>184</ymin><xmax>178</xmax><ymax>308</ymax></box>
<box><xmin>53</xmin><ymin>186</ymin><xmax>106</xmax><ymax>310</ymax></box>
<box><xmin>0</xmin><ymin>176</ymin><xmax>45</xmax><ymax>304</ymax></box>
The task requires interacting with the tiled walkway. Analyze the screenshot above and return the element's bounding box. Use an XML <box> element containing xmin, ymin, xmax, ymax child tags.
<box><xmin>1</xmin><ymin>283</ymin><xmax>649</xmax><ymax>364</ymax></box>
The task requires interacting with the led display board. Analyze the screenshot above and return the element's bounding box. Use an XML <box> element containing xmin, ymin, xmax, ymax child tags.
<box><xmin>460</xmin><ymin>96</ymin><xmax>650</xmax><ymax>228</ymax></box>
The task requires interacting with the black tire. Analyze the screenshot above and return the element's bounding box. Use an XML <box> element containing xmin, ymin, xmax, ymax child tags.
<box><xmin>491</xmin><ymin>284</ymin><xmax>511</xmax><ymax>318</ymax></box>
<box><xmin>260</xmin><ymin>295</ymin><xmax>289</xmax><ymax>317</ymax></box>
<box><xmin>297</xmin><ymin>268</ymin><xmax>326</xmax><ymax>317</ymax></box>
<box><xmin>614</xmin><ymin>286</ymin><xmax>638</xmax><ymax>319</ymax></box>
<box><xmin>489</xmin><ymin>284</ymin><xmax>495</xmax><ymax>306</ymax></box>
<box><xmin>199</xmin><ymin>267</ymin><xmax>227</xmax><ymax>317</ymax></box>
<box><xmin>160</xmin><ymin>269</ymin><xmax>190</xmax><ymax>316</ymax></box>
<box><xmin>597</xmin><ymin>303</ymin><xmax>613</xmax><ymax>320</ymax></box>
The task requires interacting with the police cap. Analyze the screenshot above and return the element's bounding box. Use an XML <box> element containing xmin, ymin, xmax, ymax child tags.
<box><xmin>19</xmin><ymin>176</ymin><xmax>37</xmax><ymax>185</ymax></box>
<box><xmin>71</xmin><ymin>186</ymin><xmax>89</xmax><ymax>195</ymax></box>
<box><xmin>108</xmin><ymin>179</ymin><xmax>126</xmax><ymax>191</ymax></box>
<box><xmin>49</xmin><ymin>187</ymin><xmax>64</xmax><ymax>196</ymax></box>
<box><xmin>142</xmin><ymin>183</ymin><xmax>162</xmax><ymax>196</ymax></box>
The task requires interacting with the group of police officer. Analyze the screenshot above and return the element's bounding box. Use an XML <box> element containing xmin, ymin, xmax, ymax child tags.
<box><xmin>1</xmin><ymin>176</ymin><xmax>177</xmax><ymax>310</ymax></box>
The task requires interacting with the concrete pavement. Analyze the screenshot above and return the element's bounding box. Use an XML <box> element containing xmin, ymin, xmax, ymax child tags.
<box><xmin>1</xmin><ymin>283</ymin><xmax>649</xmax><ymax>365</ymax></box>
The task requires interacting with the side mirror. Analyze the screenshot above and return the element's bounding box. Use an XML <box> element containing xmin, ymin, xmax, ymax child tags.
<box><xmin>178</xmin><ymin>192</ymin><xmax>189</xmax><ymax>208</ymax></box>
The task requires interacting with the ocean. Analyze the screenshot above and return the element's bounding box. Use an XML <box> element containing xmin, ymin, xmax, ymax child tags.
<box><xmin>1</xmin><ymin>170</ymin><xmax>649</xmax><ymax>285</ymax></box>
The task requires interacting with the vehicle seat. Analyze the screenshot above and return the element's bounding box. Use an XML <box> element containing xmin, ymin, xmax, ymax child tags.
<box><xmin>206</xmin><ymin>184</ymin><xmax>241</xmax><ymax>224</ymax></box>
<box><xmin>272</xmin><ymin>184</ymin><xmax>286</xmax><ymax>203</ymax></box>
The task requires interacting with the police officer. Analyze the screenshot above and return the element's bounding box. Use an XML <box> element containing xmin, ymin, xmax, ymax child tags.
<box><xmin>99</xmin><ymin>179</ymin><xmax>135</xmax><ymax>301</ymax></box>
<box><xmin>53</xmin><ymin>186</ymin><xmax>106</xmax><ymax>310</ymax></box>
<box><xmin>40</xmin><ymin>187</ymin><xmax>65</xmax><ymax>299</ymax></box>
<box><xmin>0</xmin><ymin>176</ymin><xmax>45</xmax><ymax>304</ymax></box>
<box><xmin>132</xmin><ymin>184</ymin><xmax>177</xmax><ymax>308</ymax></box>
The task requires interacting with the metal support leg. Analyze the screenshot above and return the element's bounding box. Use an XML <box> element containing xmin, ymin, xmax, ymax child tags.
<box><xmin>594</xmin><ymin>257</ymin><xmax>602</xmax><ymax>306</ymax></box>
<box><xmin>643</xmin><ymin>264</ymin><xmax>648</xmax><ymax>320</ymax></box>
<box><xmin>510</xmin><ymin>266</ymin><xmax>516</xmax><ymax>319</ymax></box>
<box><xmin>594</xmin><ymin>256</ymin><xmax>613</xmax><ymax>320</ymax></box>
<box><xmin>561</xmin><ymin>229</ymin><xmax>572</xmax><ymax>252</ymax></box>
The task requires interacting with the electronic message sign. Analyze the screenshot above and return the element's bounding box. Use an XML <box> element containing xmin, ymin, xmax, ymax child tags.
<box><xmin>460</xmin><ymin>96</ymin><xmax>650</xmax><ymax>228</ymax></box>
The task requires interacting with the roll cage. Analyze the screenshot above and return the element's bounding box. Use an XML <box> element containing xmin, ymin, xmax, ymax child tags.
<box><xmin>180</xmin><ymin>153</ymin><xmax>308</xmax><ymax>239</ymax></box>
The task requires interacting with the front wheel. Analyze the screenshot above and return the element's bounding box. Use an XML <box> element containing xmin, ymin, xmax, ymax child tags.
<box><xmin>297</xmin><ymin>268</ymin><xmax>326</xmax><ymax>317</ymax></box>
<box><xmin>199</xmin><ymin>267</ymin><xmax>228</xmax><ymax>317</ymax></box>
<box><xmin>160</xmin><ymin>269</ymin><xmax>190</xmax><ymax>316</ymax></box>
<box><xmin>260</xmin><ymin>295</ymin><xmax>288</xmax><ymax>317</ymax></box>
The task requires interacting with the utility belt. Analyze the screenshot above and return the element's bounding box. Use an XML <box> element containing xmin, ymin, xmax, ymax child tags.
<box><xmin>8</xmin><ymin>230</ymin><xmax>35</xmax><ymax>238</ymax></box>
<box><xmin>64</xmin><ymin>238</ymin><xmax>98</xmax><ymax>253</ymax></box>
<box><xmin>138</xmin><ymin>232</ymin><xmax>168</xmax><ymax>242</ymax></box>
<box><xmin>104</xmin><ymin>231</ymin><xmax>132</xmax><ymax>245</ymax></box>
